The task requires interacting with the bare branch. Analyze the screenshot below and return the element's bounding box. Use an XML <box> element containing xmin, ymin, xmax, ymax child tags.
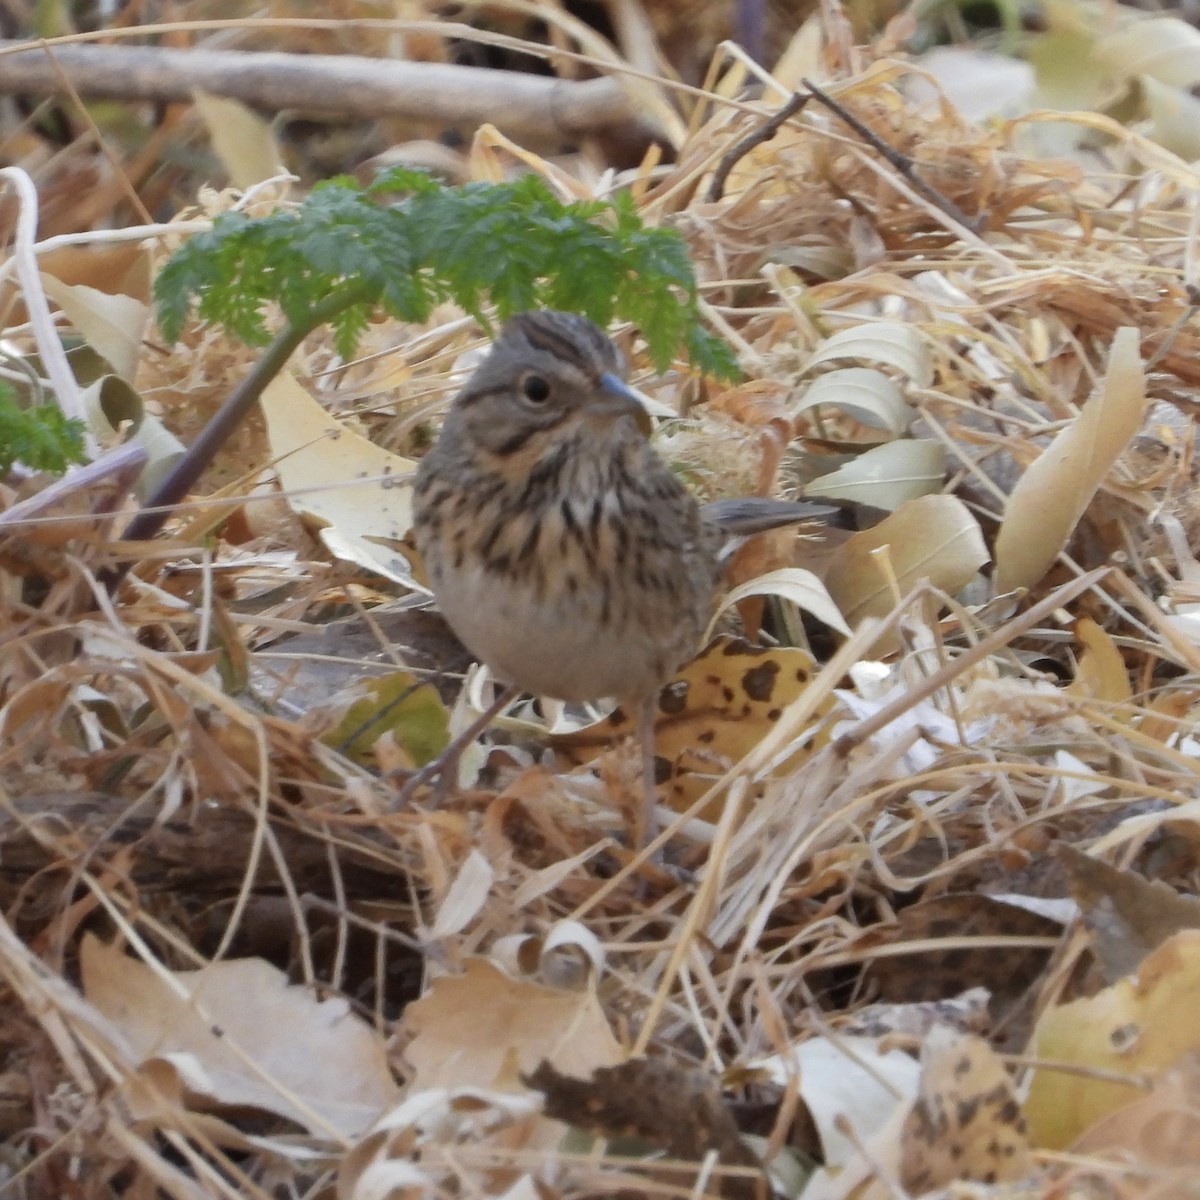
<box><xmin>0</xmin><ymin>38</ymin><xmax>642</xmax><ymax>143</ymax></box>
<box><xmin>705</xmin><ymin>91</ymin><xmax>810</xmax><ymax>203</ymax></box>
<box><xmin>801</xmin><ymin>77</ymin><xmax>984</xmax><ymax>233</ymax></box>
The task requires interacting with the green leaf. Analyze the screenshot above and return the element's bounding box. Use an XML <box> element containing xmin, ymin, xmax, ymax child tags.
<box><xmin>153</xmin><ymin>171</ymin><xmax>740</xmax><ymax>380</ymax></box>
<box><xmin>0</xmin><ymin>382</ymin><xmax>87</xmax><ymax>476</ymax></box>
<box><xmin>323</xmin><ymin>672</ymin><xmax>450</xmax><ymax>768</ymax></box>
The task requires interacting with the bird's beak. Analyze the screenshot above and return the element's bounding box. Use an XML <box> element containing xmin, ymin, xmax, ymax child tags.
<box><xmin>595</xmin><ymin>372</ymin><xmax>653</xmax><ymax>437</ymax></box>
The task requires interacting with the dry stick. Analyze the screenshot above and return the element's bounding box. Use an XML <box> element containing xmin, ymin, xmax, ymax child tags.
<box><xmin>0</xmin><ymin>443</ymin><xmax>147</xmax><ymax>531</ymax></box>
<box><xmin>705</xmin><ymin>90</ymin><xmax>811</xmax><ymax>203</ymax></box>
<box><xmin>800</xmin><ymin>77</ymin><xmax>985</xmax><ymax>235</ymax></box>
<box><xmin>97</xmin><ymin>281</ymin><xmax>375</xmax><ymax>590</ymax></box>
<box><xmin>0</xmin><ymin>38</ymin><xmax>641</xmax><ymax>145</ymax></box>
<box><xmin>732</xmin><ymin>0</ymin><xmax>767</xmax><ymax>69</ymax></box>
<box><xmin>0</xmin><ymin>18</ymin><xmax>775</xmax><ymax>126</ymax></box>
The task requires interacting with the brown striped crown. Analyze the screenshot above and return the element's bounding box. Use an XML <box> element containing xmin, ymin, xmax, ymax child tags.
<box><xmin>498</xmin><ymin>311</ymin><xmax>624</xmax><ymax>386</ymax></box>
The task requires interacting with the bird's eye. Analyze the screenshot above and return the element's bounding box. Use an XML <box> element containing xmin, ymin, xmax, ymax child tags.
<box><xmin>521</xmin><ymin>373</ymin><xmax>551</xmax><ymax>404</ymax></box>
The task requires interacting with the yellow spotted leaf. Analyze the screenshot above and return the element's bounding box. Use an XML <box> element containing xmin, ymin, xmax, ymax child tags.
<box><xmin>553</xmin><ymin>637</ymin><xmax>832</xmax><ymax>818</ymax></box>
<box><xmin>1026</xmin><ymin>929</ymin><xmax>1200</xmax><ymax>1149</ymax></box>
<box><xmin>899</xmin><ymin>1026</ymin><xmax>1032</xmax><ymax>1192</ymax></box>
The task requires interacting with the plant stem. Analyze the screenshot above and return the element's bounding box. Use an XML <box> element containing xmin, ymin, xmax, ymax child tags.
<box><xmin>103</xmin><ymin>286</ymin><xmax>369</xmax><ymax>588</ymax></box>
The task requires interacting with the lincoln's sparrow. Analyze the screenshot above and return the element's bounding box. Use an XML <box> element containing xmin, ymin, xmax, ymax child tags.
<box><xmin>405</xmin><ymin>311</ymin><xmax>830</xmax><ymax>842</ymax></box>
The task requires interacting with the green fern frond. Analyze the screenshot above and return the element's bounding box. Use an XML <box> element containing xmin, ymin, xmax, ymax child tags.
<box><xmin>0</xmin><ymin>384</ymin><xmax>87</xmax><ymax>476</ymax></box>
<box><xmin>154</xmin><ymin>169</ymin><xmax>737</xmax><ymax>378</ymax></box>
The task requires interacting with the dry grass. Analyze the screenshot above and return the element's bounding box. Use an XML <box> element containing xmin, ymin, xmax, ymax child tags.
<box><xmin>1</xmin><ymin>8</ymin><xmax>1200</xmax><ymax>1199</ymax></box>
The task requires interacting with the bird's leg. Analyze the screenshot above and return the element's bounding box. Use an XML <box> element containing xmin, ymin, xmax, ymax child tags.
<box><xmin>393</xmin><ymin>682</ymin><xmax>521</xmax><ymax>807</ymax></box>
<box><xmin>634</xmin><ymin>692</ymin><xmax>661</xmax><ymax>850</ymax></box>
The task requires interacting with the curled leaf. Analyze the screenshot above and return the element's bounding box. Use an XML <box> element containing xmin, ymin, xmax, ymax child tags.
<box><xmin>806</xmin><ymin>439</ymin><xmax>945</xmax><ymax>510</ymax></box>
<box><xmin>800</xmin><ymin>322</ymin><xmax>934</xmax><ymax>387</ymax></box>
<box><xmin>995</xmin><ymin>326</ymin><xmax>1146</xmax><ymax>593</ymax></box>
<box><xmin>708</xmin><ymin>567</ymin><xmax>850</xmax><ymax>639</ymax></box>
<box><xmin>825</xmin><ymin>495</ymin><xmax>990</xmax><ymax>625</ymax></box>
<box><xmin>41</xmin><ymin>274</ymin><xmax>148</xmax><ymax>383</ymax></box>
<box><xmin>791</xmin><ymin>366</ymin><xmax>913</xmax><ymax>437</ymax></box>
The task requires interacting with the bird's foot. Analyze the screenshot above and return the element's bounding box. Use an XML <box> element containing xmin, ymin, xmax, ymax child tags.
<box><xmin>390</xmin><ymin>682</ymin><xmax>521</xmax><ymax>810</ymax></box>
<box><xmin>391</xmin><ymin>756</ymin><xmax>456</xmax><ymax>808</ymax></box>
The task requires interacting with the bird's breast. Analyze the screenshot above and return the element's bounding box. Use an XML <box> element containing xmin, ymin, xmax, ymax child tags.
<box><xmin>422</xmin><ymin>510</ymin><xmax>714</xmax><ymax>704</ymax></box>
<box><xmin>414</xmin><ymin>437</ymin><xmax>720</xmax><ymax>702</ymax></box>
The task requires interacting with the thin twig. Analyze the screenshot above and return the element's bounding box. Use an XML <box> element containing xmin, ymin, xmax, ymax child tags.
<box><xmin>42</xmin><ymin>44</ymin><xmax>153</xmax><ymax>225</ymax></box>
<box><xmin>1144</xmin><ymin>295</ymin><xmax>1198</xmax><ymax>373</ymax></box>
<box><xmin>706</xmin><ymin>91</ymin><xmax>811</xmax><ymax>203</ymax></box>
<box><xmin>0</xmin><ymin>443</ymin><xmax>147</xmax><ymax>532</ymax></box>
<box><xmin>800</xmin><ymin>77</ymin><xmax>985</xmax><ymax>234</ymax></box>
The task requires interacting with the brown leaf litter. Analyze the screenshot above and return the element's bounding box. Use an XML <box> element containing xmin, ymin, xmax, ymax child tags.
<box><xmin>6</xmin><ymin>10</ymin><xmax>1200</xmax><ymax>1200</ymax></box>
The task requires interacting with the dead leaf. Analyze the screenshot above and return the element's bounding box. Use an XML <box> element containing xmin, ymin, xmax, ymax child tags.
<box><xmin>80</xmin><ymin>935</ymin><xmax>398</xmax><ymax>1136</ymax></box>
<box><xmin>1094</xmin><ymin>16</ymin><xmax>1200</xmax><ymax>89</ymax></box>
<box><xmin>0</xmin><ymin>242</ymin><xmax>151</xmax><ymax>325</ymax></box>
<box><xmin>260</xmin><ymin>370</ymin><xmax>418</xmax><ymax>586</ymax></box>
<box><xmin>492</xmin><ymin>921</ymin><xmax>605</xmax><ymax>991</ymax></box>
<box><xmin>337</xmin><ymin>1088</ymin><xmax>544</xmax><ymax>1200</ymax></box>
<box><xmin>193</xmin><ymin>91</ymin><xmax>285</xmax><ymax>189</ymax></box>
<box><xmin>863</xmin><ymin>894</ymin><xmax>1062</xmax><ymax>1006</ymax></box>
<box><xmin>81</xmin><ymin>374</ymin><xmax>186</xmax><ymax>499</ymax></box>
<box><xmin>1067</xmin><ymin>616</ymin><xmax>1133</xmax><ymax>704</ymax></box>
<box><xmin>426</xmin><ymin>849</ymin><xmax>495</xmax><ymax>940</ymax></box>
<box><xmin>824</xmin><ymin>495</ymin><xmax>990</xmax><ymax>625</ymax></box>
<box><xmin>553</xmin><ymin>637</ymin><xmax>834</xmax><ymax>818</ymax></box>
<box><xmin>402</xmin><ymin>958</ymin><xmax>623</xmax><ymax>1092</ymax></box>
<box><xmin>41</xmin><ymin>274</ymin><xmax>148</xmax><ymax>383</ymax></box>
<box><xmin>525</xmin><ymin>1057</ymin><xmax>762</xmax><ymax>1200</ymax></box>
<box><xmin>1059</xmin><ymin>846</ymin><xmax>1200</xmax><ymax>984</ymax></box>
<box><xmin>837</xmin><ymin>989</ymin><xmax>992</xmax><ymax>1040</ymax></box>
<box><xmin>800</xmin><ymin>322</ymin><xmax>934</xmax><ymax>386</ymax></box>
<box><xmin>805</xmin><ymin>439</ymin><xmax>945</xmax><ymax>510</ymax></box>
<box><xmin>1026</xmin><ymin>929</ymin><xmax>1200</xmax><ymax>1149</ymax></box>
<box><xmin>791</xmin><ymin>366</ymin><xmax>913</xmax><ymax>439</ymax></box>
<box><xmin>1142</xmin><ymin>74</ymin><xmax>1200</xmax><ymax>162</ymax></box>
<box><xmin>994</xmin><ymin>326</ymin><xmax>1146</xmax><ymax>592</ymax></box>
<box><xmin>1072</xmin><ymin>1050</ymin><xmax>1200</xmax><ymax>1170</ymax></box>
<box><xmin>708</xmin><ymin>568</ymin><xmax>850</xmax><ymax>640</ymax></box>
<box><xmin>749</xmin><ymin>1035</ymin><xmax>921</xmax><ymax>1170</ymax></box>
